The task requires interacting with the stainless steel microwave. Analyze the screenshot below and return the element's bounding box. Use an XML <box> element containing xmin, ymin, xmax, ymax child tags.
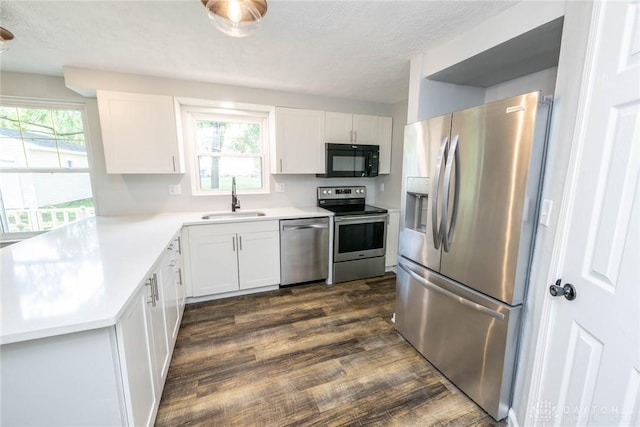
<box><xmin>319</xmin><ymin>143</ymin><xmax>379</xmax><ymax>177</ymax></box>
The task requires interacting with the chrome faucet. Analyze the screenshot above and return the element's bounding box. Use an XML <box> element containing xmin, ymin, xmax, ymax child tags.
<box><xmin>231</xmin><ymin>176</ymin><xmax>240</xmax><ymax>212</ymax></box>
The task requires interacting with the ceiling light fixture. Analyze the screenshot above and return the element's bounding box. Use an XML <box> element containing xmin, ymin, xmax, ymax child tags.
<box><xmin>201</xmin><ymin>0</ymin><xmax>267</xmax><ymax>38</ymax></box>
<box><xmin>0</xmin><ymin>27</ymin><xmax>15</xmax><ymax>53</ymax></box>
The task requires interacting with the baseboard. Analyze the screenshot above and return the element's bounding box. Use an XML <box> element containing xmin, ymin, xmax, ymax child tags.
<box><xmin>186</xmin><ymin>285</ymin><xmax>279</xmax><ymax>304</ymax></box>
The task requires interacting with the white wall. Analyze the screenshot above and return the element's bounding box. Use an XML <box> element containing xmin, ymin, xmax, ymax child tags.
<box><xmin>484</xmin><ymin>67</ymin><xmax>558</xmax><ymax>103</ymax></box>
<box><xmin>374</xmin><ymin>100</ymin><xmax>407</xmax><ymax>209</ymax></box>
<box><xmin>1</xmin><ymin>71</ymin><xmax>398</xmax><ymax>216</ymax></box>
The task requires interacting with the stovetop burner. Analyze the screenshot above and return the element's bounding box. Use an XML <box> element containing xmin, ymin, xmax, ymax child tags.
<box><xmin>317</xmin><ymin>186</ymin><xmax>388</xmax><ymax>216</ymax></box>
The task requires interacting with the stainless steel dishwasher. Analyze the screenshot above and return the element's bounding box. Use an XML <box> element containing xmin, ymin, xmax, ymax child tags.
<box><xmin>280</xmin><ymin>217</ymin><xmax>329</xmax><ymax>286</ymax></box>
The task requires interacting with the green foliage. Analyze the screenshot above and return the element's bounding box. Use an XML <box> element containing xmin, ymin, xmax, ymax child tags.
<box><xmin>0</xmin><ymin>106</ymin><xmax>85</xmax><ymax>145</ymax></box>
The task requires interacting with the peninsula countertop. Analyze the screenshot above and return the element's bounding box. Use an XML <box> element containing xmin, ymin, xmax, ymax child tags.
<box><xmin>0</xmin><ymin>207</ymin><xmax>331</xmax><ymax>345</ymax></box>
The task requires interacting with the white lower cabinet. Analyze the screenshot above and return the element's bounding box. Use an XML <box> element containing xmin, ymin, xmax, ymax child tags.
<box><xmin>162</xmin><ymin>236</ymin><xmax>185</xmax><ymax>343</ymax></box>
<box><xmin>116</xmin><ymin>234</ymin><xmax>184</xmax><ymax>427</ymax></box>
<box><xmin>1</xmin><ymin>234</ymin><xmax>185</xmax><ymax>427</ymax></box>
<box><xmin>188</xmin><ymin>221</ymin><xmax>281</xmax><ymax>297</ymax></box>
<box><xmin>116</xmin><ymin>285</ymin><xmax>159</xmax><ymax>427</ymax></box>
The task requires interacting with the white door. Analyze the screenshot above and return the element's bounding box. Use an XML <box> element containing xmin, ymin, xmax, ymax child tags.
<box><xmin>532</xmin><ymin>2</ymin><xmax>639</xmax><ymax>425</ymax></box>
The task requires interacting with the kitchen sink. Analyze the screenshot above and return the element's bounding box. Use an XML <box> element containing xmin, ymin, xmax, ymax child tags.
<box><xmin>201</xmin><ymin>211</ymin><xmax>266</xmax><ymax>220</ymax></box>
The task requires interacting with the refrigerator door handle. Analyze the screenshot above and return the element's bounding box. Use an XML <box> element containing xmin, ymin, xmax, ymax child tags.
<box><xmin>442</xmin><ymin>134</ymin><xmax>460</xmax><ymax>252</ymax></box>
<box><xmin>431</xmin><ymin>136</ymin><xmax>448</xmax><ymax>250</ymax></box>
<box><xmin>398</xmin><ymin>261</ymin><xmax>505</xmax><ymax>321</ymax></box>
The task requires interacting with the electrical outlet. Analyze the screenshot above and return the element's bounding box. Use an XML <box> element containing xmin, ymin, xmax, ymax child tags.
<box><xmin>168</xmin><ymin>184</ymin><xmax>181</xmax><ymax>195</ymax></box>
<box><xmin>380</xmin><ymin>183</ymin><xmax>385</xmax><ymax>192</ymax></box>
<box><xmin>275</xmin><ymin>183</ymin><xmax>285</xmax><ymax>193</ymax></box>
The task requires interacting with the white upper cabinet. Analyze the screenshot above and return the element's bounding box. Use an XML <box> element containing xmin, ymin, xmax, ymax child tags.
<box><xmin>325</xmin><ymin>112</ymin><xmax>379</xmax><ymax>145</ymax></box>
<box><xmin>377</xmin><ymin>116</ymin><xmax>393</xmax><ymax>175</ymax></box>
<box><xmin>272</xmin><ymin>107</ymin><xmax>325</xmax><ymax>174</ymax></box>
<box><xmin>352</xmin><ymin>114</ymin><xmax>379</xmax><ymax>144</ymax></box>
<box><xmin>325</xmin><ymin>112</ymin><xmax>353</xmax><ymax>143</ymax></box>
<box><xmin>97</xmin><ymin>90</ymin><xmax>185</xmax><ymax>174</ymax></box>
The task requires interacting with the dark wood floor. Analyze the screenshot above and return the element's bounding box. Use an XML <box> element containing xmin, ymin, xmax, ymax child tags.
<box><xmin>156</xmin><ymin>274</ymin><xmax>503</xmax><ymax>426</ymax></box>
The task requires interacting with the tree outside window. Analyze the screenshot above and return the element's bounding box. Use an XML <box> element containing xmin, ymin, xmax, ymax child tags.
<box><xmin>188</xmin><ymin>109</ymin><xmax>268</xmax><ymax>194</ymax></box>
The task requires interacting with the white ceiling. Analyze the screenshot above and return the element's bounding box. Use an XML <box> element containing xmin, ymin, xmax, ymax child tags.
<box><xmin>0</xmin><ymin>0</ymin><xmax>519</xmax><ymax>104</ymax></box>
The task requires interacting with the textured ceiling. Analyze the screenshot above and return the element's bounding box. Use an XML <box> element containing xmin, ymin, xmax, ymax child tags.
<box><xmin>0</xmin><ymin>1</ymin><xmax>518</xmax><ymax>104</ymax></box>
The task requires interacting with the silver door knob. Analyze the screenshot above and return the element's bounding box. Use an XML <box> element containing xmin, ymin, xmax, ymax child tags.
<box><xmin>549</xmin><ymin>279</ymin><xmax>577</xmax><ymax>301</ymax></box>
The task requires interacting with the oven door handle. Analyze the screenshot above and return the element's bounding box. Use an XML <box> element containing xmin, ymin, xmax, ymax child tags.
<box><xmin>334</xmin><ymin>214</ymin><xmax>388</xmax><ymax>224</ymax></box>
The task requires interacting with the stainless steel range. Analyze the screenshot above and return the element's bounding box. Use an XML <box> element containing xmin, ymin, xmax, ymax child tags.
<box><xmin>317</xmin><ymin>186</ymin><xmax>388</xmax><ymax>283</ymax></box>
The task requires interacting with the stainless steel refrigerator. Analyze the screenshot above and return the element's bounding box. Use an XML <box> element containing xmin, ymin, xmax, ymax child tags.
<box><xmin>396</xmin><ymin>91</ymin><xmax>551</xmax><ymax>420</ymax></box>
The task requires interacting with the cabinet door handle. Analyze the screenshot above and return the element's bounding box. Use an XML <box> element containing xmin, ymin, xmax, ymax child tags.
<box><xmin>280</xmin><ymin>158</ymin><xmax>283</xmax><ymax>173</ymax></box>
<box><xmin>146</xmin><ymin>277</ymin><xmax>156</xmax><ymax>307</ymax></box>
<box><xmin>232</xmin><ymin>236</ymin><xmax>236</xmax><ymax>252</ymax></box>
<box><xmin>177</xmin><ymin>268</ymin><xmax>183</xmax><ymax>286</ymax></box>
<box><xmin>177</xmin><ymin>236</ymin><xmax>182</xmax><ymax>254</ymax></box>
<box><xmin>354</xmin><ymin>130</ymin><xmax>357</xmax><ymax>143</ymax></box>
<box><xmin>239</xmin><ymin>235</ymin><xmax>243</xmax><ymax>251</ymax></box>
<box><xmin>172</xmin><ymin>156</ymin><xmax>176</xmax><ymax>172</ymax></box>
<box><xmin>153</xmin><ymin>273</ymin><xmax>160</xmax><ymax>302</ymax></box>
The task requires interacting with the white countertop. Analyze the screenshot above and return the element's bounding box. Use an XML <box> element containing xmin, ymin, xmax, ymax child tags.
<box><xmin>0</xmin><ymin>207</ymin><xmax>330</xmax><ymax>345</ymax></box>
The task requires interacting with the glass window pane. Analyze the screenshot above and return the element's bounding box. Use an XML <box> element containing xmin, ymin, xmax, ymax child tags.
<box><xmin>17</xmin><ymin>107</ymin><xmax>56</xmax><ymax>138</ymax></box>
<box><xmin>51</xmin><ymin>110</ymin><xmax>85</xmax><ymax>142</ymax></box>
<box><xmin>58</xmin><ymin>139</ymin><xmax>88</xmax><ymax>168</ymax></box>
<box><xmin>24</xmin><ymin>138</ymin><xmax>61</xmax><ymax>168</ymax></box>
<box><xmin>195</xmin><ymin>119</ymin><xmax>261</xmax><ymax>155</ymax></box>
<box><xmin>0</xmin><ymin>106</ymin><xmax>20</xmax><ymax>132</ymax></box>
<box><xmin>0</xmin><ymin>172</ymin><xmax>94</xmax><ymax>232</ymax></box>
<box><xmin>198</xmin><ymin>156</ymin><xmax>262</xmax><ymax>191</ymax></box>
<box><xmin>0</xmin><ymin>137</ymin><xmax>27</xmax><ymax>167</ymax></box>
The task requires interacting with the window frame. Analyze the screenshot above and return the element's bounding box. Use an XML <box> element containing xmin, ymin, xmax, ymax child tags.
<box><xmin>183</xmin><ymin>105</ymin><xmax>272</xmax><ymax>196</ymax></box>
<box><xmin>0</xmin><ymin>97</ymin><xmax>96</xmax><ymax>238</ymax></box>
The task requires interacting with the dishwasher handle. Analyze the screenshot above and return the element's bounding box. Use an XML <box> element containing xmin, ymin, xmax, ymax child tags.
<box><xmin>282</xmin><ymin>224</ymin><xmax>329</xmax><ymax>231</ymax></box>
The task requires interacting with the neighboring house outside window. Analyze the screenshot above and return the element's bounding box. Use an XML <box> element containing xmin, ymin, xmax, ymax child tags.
<box><xmin>184</xmin><ymin>106</ymin><xmax>270</xmax><ymax>195</ymax></box>
<box><xmin>0</xmin><ymin>101</ymin><xmax>94</xmax><ymax>237</ymax></box>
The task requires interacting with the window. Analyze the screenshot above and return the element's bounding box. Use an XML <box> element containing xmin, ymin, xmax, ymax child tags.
<box><xmin>0</xmin><ymin>100</ymin><xmax>94</xmax><ymax>236</ymax></box>
<box><xmin>185</xmin><ymin>107</ymin><xmax>269</xmax><ymax>194</ymax></box>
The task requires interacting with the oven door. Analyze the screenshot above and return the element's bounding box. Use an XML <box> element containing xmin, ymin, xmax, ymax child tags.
<box><xmin>334</xmin><ymin>214</ymin><xmax>388</xmax><ymax>262</ymax></box>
